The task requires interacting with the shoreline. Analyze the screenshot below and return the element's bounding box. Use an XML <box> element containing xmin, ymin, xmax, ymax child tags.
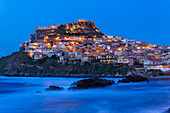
<box><xmin>0</xmin><ymin>74</ymin><xmax>124</xmax><ymax>78</ymax></box>
<box><xmin>1</xmin><ymin>74</ymin><xmax>170</xmax><ymax>80</ymax></box>
<box><xmin>148</xmin><ymin>76</ymin><xmax>170</xmax><ymax>80</ymax></box>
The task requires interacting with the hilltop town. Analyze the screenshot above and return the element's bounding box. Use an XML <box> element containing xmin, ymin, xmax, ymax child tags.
<box><xmin>0</xmin><ymin>19</ymin><xmax>169</xmax><ymax>77</ymax></box>
<box><xmin>21</xmin><ymin>19</ymin><xmax>170</xmax><ymax>74</ymax></box>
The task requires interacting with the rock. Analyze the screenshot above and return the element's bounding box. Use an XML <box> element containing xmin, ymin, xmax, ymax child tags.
<box><xmin>30</xmin><ymin>19</ymin><xmax>104</xmax><ymax>43</ymax></box>
<box><xmin>69</xmin><ymin>78</ymin><xmax>115</xmax><ymax>89</ymax></box>
<box><xmin>115</xmin><ymin>73</ymin><xmax>119</xmax><ymax>77</ymax></box>
<box><xmin>164</xmin><ymin>108</ymin><xmax>170</xmax><ymax>113</ymax></box>
<box><xmin>107</xmin><ymin>74</ymin><xmax>111</xmax><ymax>77</ymax></box>
<box><xmin>118</xmin><ymin>75</ymin><xmax>149</xmax><ymax>83</ymax></box>
<box><xmin>168</xmin><ymin>108</ymin><xmax>170</xmax><ymax>112</ymax></box>
<box><xmin>101</xmin><ymin>74</ymin><xmax>105</xmax><ymax>77</ymax></box>
<box><xmin>167</xmin><ymin>108</ymin><xmax>170</xmax><ymax>113</ymax></box>
<box><xmin>36</xmin><ymin>90</ymin><xmax>42</xmax><ymax>93</ymax></box>
<box><xmin>127</xmin><ymin>71</ymin><xmax>132</xmax><ymax>76</ymax></box>
<box><xmin>46</xmin><ymin>85</ymin><xmax>64</xmax><ymax>91</ymax></box>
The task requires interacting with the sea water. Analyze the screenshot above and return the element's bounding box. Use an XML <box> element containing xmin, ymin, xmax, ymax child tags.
<box><xmin>0</xmin><ymin>76</ymin><xmax>169</xmax><ymax>113</ymax></box>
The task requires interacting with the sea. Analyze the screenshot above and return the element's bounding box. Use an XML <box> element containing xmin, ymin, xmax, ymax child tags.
<box><xmin>0</xmin><ymin>75</ymin><xmax>169</xmax><ymax>113</ymax></box>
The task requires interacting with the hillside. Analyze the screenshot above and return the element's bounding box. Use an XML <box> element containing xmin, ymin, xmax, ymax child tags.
<box><xmin>0</xmin><ymin>51</ymin><xmax>135</xmax><ymax>77</ymax></box>
<box><xmin>0</xmin><ymin>19</ymin><xmax>166</xmax><ymax>77</ymax></box>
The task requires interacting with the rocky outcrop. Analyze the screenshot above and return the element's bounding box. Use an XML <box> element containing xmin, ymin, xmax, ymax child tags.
<box><xmin>118</xmin><ymin>75</ymin><xmax>149</xmax><ymax>83</ymax></box>
<box><xmin>58</xmin><ymin>19</ymin><xmax>104</xmax><ymax>37</ymax></box>
<box><xmin>46</xmin><ymin>85</ymin><xmax>64</xmax><ymax>91</ymax></box>
<box><xmin>146</xmin><ymin>69</ymin><xmax>164</xmax><ymax>77</ymax></box>
<box><xmin>31</xmin><ymin>19</ymin><xmax>105</xmax><ymax>42</ymax></box>
<box><xmin>164</xmin><ymin>108</ymin><xmax>170</xmax><ymax>113</ymax></box>
<box><xmin>69</xmin><ymin>78</ymin><xmax>115</xmax><ymax>89</ymax></box>
<box><xmin>36</xmin><ymin>90</ymin><xmax>42</xmax><ymax>93</ymax></box>
<box><xmin>167</xmin><ymin>108</ymin><xmax>170</xmax><ymax>113</ymax></box>
<box><xmin>164</xmin><ymin>71</ymin><xmax>170</xmax><ymax>76</ymax></box>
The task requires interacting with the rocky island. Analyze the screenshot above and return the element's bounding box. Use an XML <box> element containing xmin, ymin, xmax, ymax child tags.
<box><xmin>69</xmin><ymin>78</ymin><xmax>115</xmax><ymax>89</ymax></box>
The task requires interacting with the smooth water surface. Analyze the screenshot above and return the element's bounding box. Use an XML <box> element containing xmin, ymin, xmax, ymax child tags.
<box><xmin>0</xmin><ymin>76</ymin><xmax>169</xmax><ymax>113</ymax></box>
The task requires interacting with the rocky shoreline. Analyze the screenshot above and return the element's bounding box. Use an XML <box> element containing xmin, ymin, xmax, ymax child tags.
<box><xmin>0</xmin><ymin>73</ymin><xmax>124</xmax><ymax>78</ymax></box>
<box><xmin>43</xmin><ymin>76</ymin><xmax>149</xmax><ymax>90</ymax></box>
<box><xmin>0</xmin><ymin>51</ymin><xmax>166</xmax><ymax>79</ymax></box>
<box><xmin>148</xmin><ymin>76</ymin><xmax>170</xmax><ymax>80</ymax></box>
<box><xmin>1</xmin><ymin>74</ymin><xmax>170</xmax><ymax>80</ymax></box>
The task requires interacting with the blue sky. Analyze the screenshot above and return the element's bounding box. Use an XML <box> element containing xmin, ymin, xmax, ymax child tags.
<box><xmin>0</xmin><ymin>0</ymin><xmax>170</xmax><ymax>57</ymax></box>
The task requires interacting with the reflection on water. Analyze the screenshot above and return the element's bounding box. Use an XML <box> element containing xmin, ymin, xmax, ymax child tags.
<box><xmin>0</xmin><ymin>76</ymin><xmax>169</xmax><ymax>113</ymax></box>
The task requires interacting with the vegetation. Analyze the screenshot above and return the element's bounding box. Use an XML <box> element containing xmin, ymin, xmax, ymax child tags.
<box><xmin>0</xmin><ymin>51</ymin><xmax>164</xmax><ymax>77</ymax></box>
<box><xmin>0</xmin><ymin>51</ymin><xmax>134</xmax><ymax>77</ymax></box>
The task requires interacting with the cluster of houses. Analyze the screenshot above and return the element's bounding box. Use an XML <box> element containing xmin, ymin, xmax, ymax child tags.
<box><xmin>23</xmin><ymin>24</ymin><xmax>170</xmax><ymax>73</ymax></box>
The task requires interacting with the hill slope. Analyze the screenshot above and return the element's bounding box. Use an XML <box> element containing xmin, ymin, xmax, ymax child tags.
<box><xmin>0</xmin><ymin>51</ymin><xmax>135</xmax><ymax>77</ymax></box>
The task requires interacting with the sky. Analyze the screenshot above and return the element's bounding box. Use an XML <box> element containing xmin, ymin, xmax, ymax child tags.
<box><xmin>0</xmin><ymin>0</ymin><xmax>170</xmax><ymax>57</ymax></box>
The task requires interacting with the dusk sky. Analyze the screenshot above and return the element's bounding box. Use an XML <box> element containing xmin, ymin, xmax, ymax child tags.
<box><xmin>0</xmin><ymin>0</ymin><xmax>169</xmax><ymax>57</ymax></box>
